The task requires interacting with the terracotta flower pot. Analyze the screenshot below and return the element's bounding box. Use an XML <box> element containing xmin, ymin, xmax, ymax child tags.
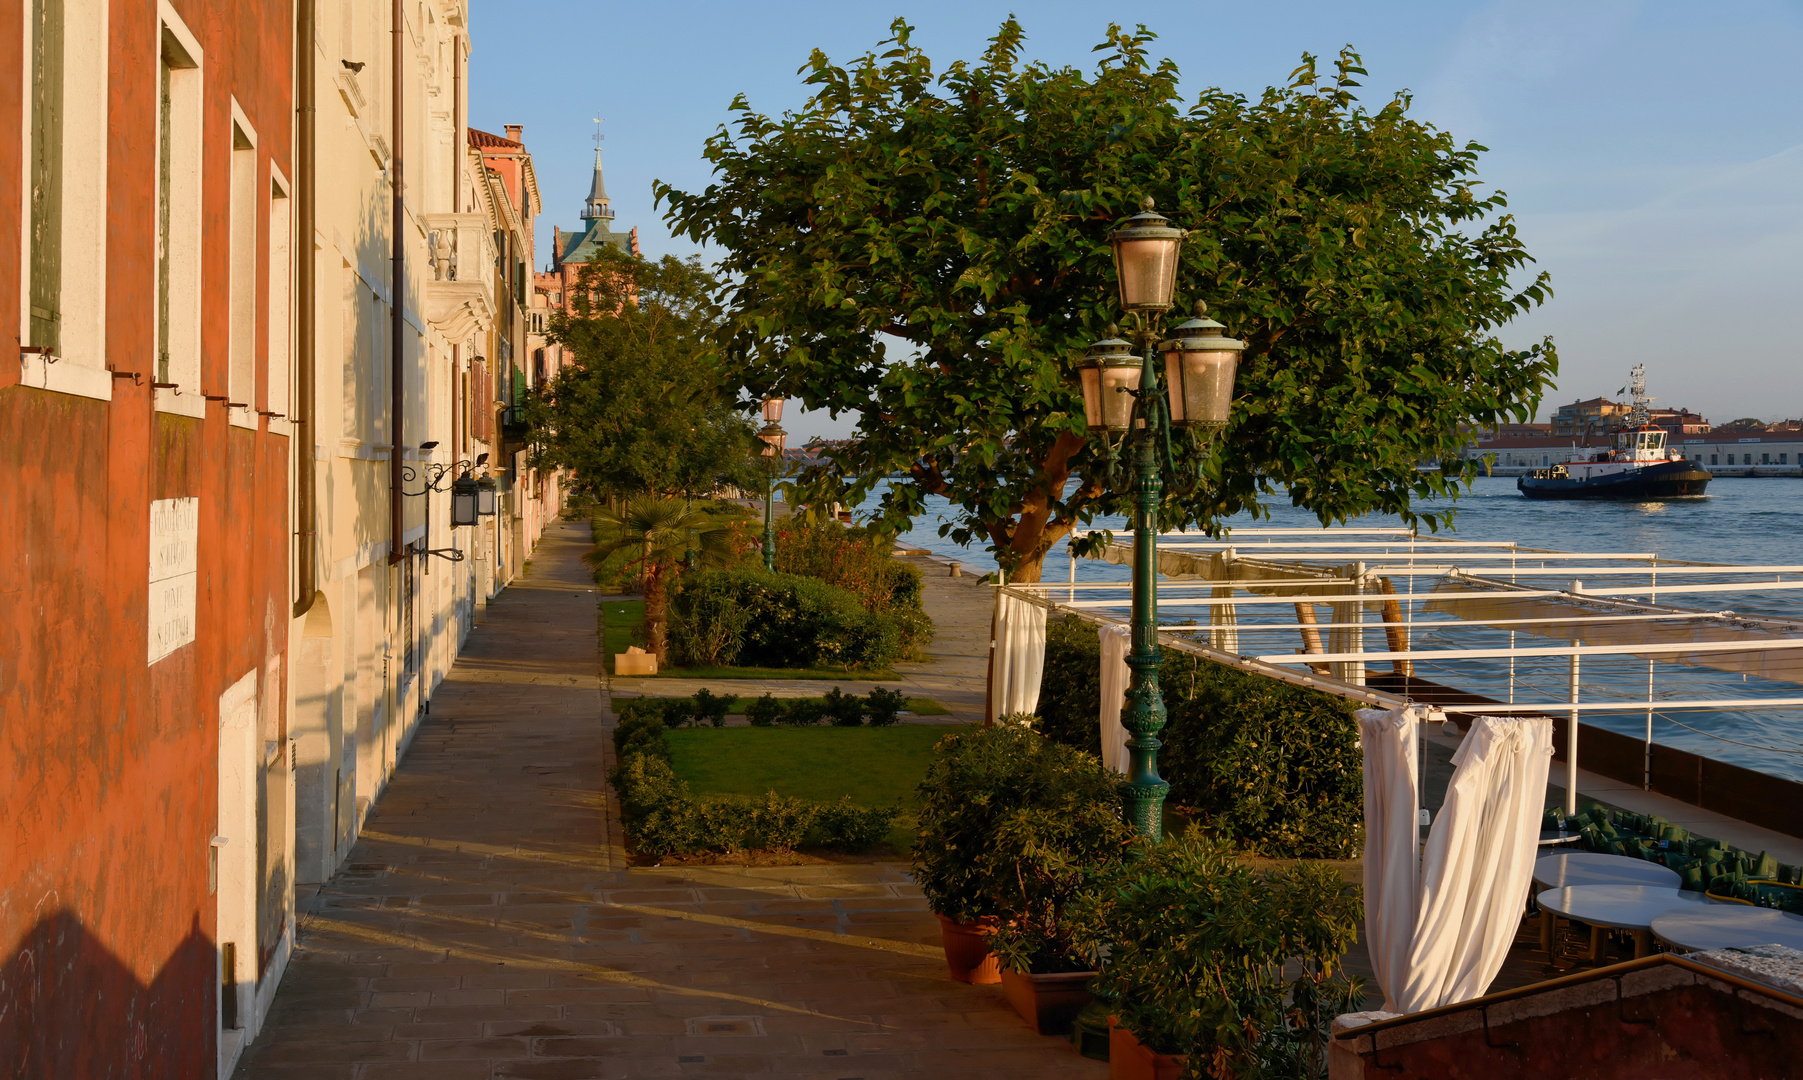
<box><xmin>999</xmin><ymin>967</ymin><xmax>1096</xmax><ymax>1035</ymax></box>
<box><xmin>935</xmin><ymin>913</ymin><xmax>1001</xmax><ymax>985</ymax></box>
<box><xmin>1108</xmin><ymin>1016</ymin><xmax>1187</xmax><ymax>1080</ymax></box>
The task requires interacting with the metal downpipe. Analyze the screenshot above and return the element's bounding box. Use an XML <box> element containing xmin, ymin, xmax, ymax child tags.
<box><xmin>293</xmin><ymin>0</ymin><xmax>318</xmax><ymax>617</ymax></box>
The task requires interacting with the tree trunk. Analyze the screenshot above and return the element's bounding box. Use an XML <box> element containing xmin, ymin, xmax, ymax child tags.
<box><xmin>644</xmin><ymin>561</ymin><xmax>669</xmax><ymax>664</ymax></box>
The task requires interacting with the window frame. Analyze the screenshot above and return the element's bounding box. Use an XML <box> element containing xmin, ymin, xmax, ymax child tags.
<box><xmin>152</xmin><ymin>4</ymin><xmax>205</xmax><ymax>418</ymax></box>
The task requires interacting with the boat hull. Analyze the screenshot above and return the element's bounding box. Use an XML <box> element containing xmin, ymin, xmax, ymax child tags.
<box><xmin>1518</xmin><ymin>460</ymin><xmax>1711</xmax><ymax>500</ymax></box>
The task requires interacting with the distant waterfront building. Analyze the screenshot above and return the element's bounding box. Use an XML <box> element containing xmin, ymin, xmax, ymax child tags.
<box><xmin>1551</xmin><ymin>396</ymin><xmax>1631</xmax><ymax>437</ymax></box>
<box><xmin>532</xmin><ymin>148</ymin><xmax>642</xmax><ymax>380</ymax></box>
<box><xmin>1550</xmin><ymin>395</ymin><xmax>1710</xmax><ymax>439</ymax></box>
<box><xmin>537</xmin><ymin>149</ymin><xmax>641</xmax><ymax>312</ymax></box>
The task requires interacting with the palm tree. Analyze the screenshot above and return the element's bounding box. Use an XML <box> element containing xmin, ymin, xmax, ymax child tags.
<box><xmin>588</xmin><ymin>496</ymin><xmax>747</xmax><ymax>663</ymax></box>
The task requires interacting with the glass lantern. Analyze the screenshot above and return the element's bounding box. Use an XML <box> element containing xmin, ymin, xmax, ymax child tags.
<box><xmin>762</xmin><ymin>396</ymin><xmax>785</xmax><ymax>424</ymax></box>
<box><xmin>477</xmin><ymin>475</ymin><xmax>498</xmax><ymax>516</ymax></box>
<box><xmin>757</xmin><ymin>424</ymin><xmax>787</xmax><ymax>458</ymax></box>
<box><xmin>1158</xmin><ymin>302</ymin><xmax>1244</xmax><ymax>430</ymax></box>
<box><xmin>1076</xmin><ymin>332</ymin><xmax>1142</xmax><ymax>433</ymax></box>
<box><xmin>450</xmin><ymin>475</ymin><xmax>479</xmax><ymax>527</ymax></box>
<box><xmin>1108</xmin><ymin>198</ymin><xmax>1187</xmax><ymax>313</ymax></box>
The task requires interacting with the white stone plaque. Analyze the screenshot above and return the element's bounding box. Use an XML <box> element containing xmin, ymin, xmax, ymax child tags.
<box><xmin>148</xmin><ymin>497</ymin><xmax>199</xmax><ymax>663</ymax></box>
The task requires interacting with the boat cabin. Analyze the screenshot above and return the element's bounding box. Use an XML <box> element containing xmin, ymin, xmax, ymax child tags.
<box><xmin>1615</xmin><ymin>426</ymin><xmax>1667</xmax><ymax>453</ymax></box>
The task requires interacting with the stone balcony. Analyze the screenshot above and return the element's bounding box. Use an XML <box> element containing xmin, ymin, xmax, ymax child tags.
<box><xmin>423</xmin><ymin>212</ymin><xmax>497</xmax><ymax>342</ymax></box>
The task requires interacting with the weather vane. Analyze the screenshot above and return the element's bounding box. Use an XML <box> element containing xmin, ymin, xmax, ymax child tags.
<box><xmin>592</xmin><ymin>116</ymin><xmax>606</xmax><ymax>149</ymax></box>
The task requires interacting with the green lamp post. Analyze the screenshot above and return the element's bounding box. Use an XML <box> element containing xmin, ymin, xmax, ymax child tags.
<box><xmin>1076</xmin><ymin>198</ymin><xmax>1245</xmax><ymax>841</ymax></box>
<box><xmin>756</xmin><ymin>396</ymin><xmax>787</xmax><ymax>572</ymax></box>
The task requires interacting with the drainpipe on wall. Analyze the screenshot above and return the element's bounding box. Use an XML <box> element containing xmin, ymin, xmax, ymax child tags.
<box><xmin>293</xmin><ymin>0</ymin><xmax>318</xmax><ymax>617</ymax></box>
<box><xmin>452</xmin><ymin>33</ymin><xmax>461</xmax><ymax>212</ymax></box>
<box><xmin>389</xmin><ymin>0</ymin><xmax>405</xmax><ymax>564</ymax></box>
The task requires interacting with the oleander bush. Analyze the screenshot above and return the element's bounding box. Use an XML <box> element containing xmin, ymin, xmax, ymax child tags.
<box><xmin>668</xmin><ymin>567</ymin><xmax>907</xmax><ymax>671</ymax></box>
<box><xmin>1069</xmin><ymin>833</ymin><xmax>1364</xmax><ymax>1073</ymax></box>
<box><xmin>911</xmin><ymin>723</ymin><xmax>1127</xmax><ymax>928</ymax></box>
<box><xmin>773</xmin><ymin>519</ymin><xmax>934</xmax><ymax>654</ymax></box>
<box><xmin>1035</xmin><ymin>614</ymin><xmax>1364</xmax><ymax>859</ymax></box>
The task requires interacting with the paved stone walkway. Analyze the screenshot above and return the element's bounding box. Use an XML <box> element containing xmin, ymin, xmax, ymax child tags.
<box><xmin>237</xmin><ymin>519</ymin><xmax>1103</xmax><ymax>1080</ymax></box>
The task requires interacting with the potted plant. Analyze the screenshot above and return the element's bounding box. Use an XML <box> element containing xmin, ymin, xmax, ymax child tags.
<box><xmin>912</xmin><ymin>723</ymin><xmax>1131</xmax><ymax>1001</ymax></box>
<box><xmin>984</xmin><ymin>795</ymin><xmax>1138</xmax><ymax>1035</ymax></box>
<box><xmin>1069</xmin><ymin>834</ymin><xmax>1365</xmax><ymax>1078</ymax></box>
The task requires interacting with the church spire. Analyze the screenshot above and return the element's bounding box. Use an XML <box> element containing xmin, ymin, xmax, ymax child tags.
<box><xmin>581</xmin><ymin>148</ymin><xmax>614</xmax><ymax>223</ymax></box>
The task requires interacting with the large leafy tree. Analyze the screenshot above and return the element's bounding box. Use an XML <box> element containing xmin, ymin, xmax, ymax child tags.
<box><xmin>526</xmin><ymin>247</ymin><xmax>756</xmax><ymax>500</ymax></box>
<box><xmin>659</xmin><ymin>21</ymin><xmax>1557</xmax><ymax>581</ymax></box>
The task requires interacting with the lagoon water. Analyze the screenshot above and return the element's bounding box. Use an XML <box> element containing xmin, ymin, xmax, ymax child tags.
<box><xmin>857</xmin><ymin>476</ymin><xmax>1803</xmax><ymax>781</ymax></box>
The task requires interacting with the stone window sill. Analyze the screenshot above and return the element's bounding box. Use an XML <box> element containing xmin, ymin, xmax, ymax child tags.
<box><xmin>19</xmin><ymin>352</ymin><xmax>113</xmax><ymax>401</ymax></box>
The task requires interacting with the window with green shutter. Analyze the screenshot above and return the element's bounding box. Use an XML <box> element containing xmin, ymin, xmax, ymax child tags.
<box><xmin>157</xmin><ymin>44</ymin><xmax>173</xmax><ymax>382</ymax></box>
<box><xmin>28</xmin><ymin>0</ymin><xmax>65</xmax><ymax>353</ymax></box>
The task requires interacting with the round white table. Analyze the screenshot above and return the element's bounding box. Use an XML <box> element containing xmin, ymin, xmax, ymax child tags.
<box><xmin>1652</xmin><ymin>904</ymin><xmax>1803</xmax><ymax>953</ymax></box>
<box><xmin>1533</xmin><ymin>851</ymin><xmax>1681</xmax><ymax>891</ymax></box>
<box><xmin>1538</xmin><ymin>884</ymin><xmax>1711</xmax><ymax>959</ymax></box>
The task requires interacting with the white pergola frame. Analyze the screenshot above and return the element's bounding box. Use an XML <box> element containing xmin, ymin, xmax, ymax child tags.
<box><xmin>1001</xmin><ymin>527</ymin><xmax>1803</xmax><ymax>815</ymax></box>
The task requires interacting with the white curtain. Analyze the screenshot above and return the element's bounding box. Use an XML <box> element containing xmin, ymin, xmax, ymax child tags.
<box><xmin>1355</xmin><ymin>706</ymin><xmax>1421</xmax><ymax>1014</ymax></box>
<box><xmin>1098</xmin><ymin>624</ymin><xmax>1131</xmax><ymax>774</ymax></box>
<box><xmin>988</xmin><ymin>591</ymin><xmax>1048</xmax><ymax>723</ymax></box>
<box><xmin>1399</xmin><ymin>715</ymin><xmax>1554</xmax><ymax>1013</ymax></box>
<box><xmin>1355</xmin><ymin>709</ymin><xmax>1556</xmax><ymax>1015</ymax></box>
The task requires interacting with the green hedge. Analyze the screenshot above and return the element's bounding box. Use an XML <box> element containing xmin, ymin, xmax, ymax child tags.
<box><xmin>1037</xmin><ymin>614</ymin><xmax>1363</xmax><ymax>860</ymax></box>
<box><xmin>669</xmin><ymin>566</ymin><xmax>907</xmax><ymax>671</ymax></box>
<box><xmin>608</xmin><ymin>710</ymin><xmax>898</xmax><ymax>856</ymax></box>
<box><xmin>772</xmin><ymin>519</ymin><xmax>933</xmax><ymax>653</ymax></box>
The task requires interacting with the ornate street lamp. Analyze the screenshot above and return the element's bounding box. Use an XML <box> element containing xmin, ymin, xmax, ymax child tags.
<box><xmin>1075</xmin><ymin>198</ymin><xmax>1244</xmax><ymax>841</ymax></box>
<box><xmin>755</xmin><ymin>397</ymin><xmax>787</xmax><ymax>572</ymax></box>
<box><xmin>476</xmin><ymin>474</ymin><xmax>498</xmax><ymax>517</ymax></box>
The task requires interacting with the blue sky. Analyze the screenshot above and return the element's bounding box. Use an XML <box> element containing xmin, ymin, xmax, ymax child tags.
<box><xmin>469</xmin><ymin>1</ymin><xmax>1803</xmax><ymax>441</ymax></box>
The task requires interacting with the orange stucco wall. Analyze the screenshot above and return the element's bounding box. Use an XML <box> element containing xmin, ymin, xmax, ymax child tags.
<box><xmin>0</xmin><ymin>0</ymin><xmax>294</xmax><ymax>1074</ymax></box>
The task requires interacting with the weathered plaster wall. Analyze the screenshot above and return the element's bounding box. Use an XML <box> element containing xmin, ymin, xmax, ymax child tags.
<box><xmin>0</xmin><ymin>0</ymin><xmax>294</xmax><ymax>1074</ymax></box>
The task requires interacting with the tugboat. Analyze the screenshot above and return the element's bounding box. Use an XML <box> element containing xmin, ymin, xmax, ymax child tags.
<box><xmin>1519</xmin><ymin>366</ymin><xmax>1711</xmax><ymax>500</ymax></box>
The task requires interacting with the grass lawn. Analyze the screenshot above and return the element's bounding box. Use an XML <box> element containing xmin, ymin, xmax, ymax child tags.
<box><xmin>665</xmin><ymin>725</ymin><xmax>960</xmax><ymax>854</ymax></box>
<box><xmin>631</xmin><ymin>693</ymin><xmax>946</xmax><ymax>717</ymax></box>
<box><xmin>653</xmin><ymin>664</ymin><xmax>902</xmax><ymax>682</ymax></box>
<box><xmin>601</xmin><ymin>600</ymin><xmax>645</xmax><ymax>674</ymax></box>
<box><xmin>724</xmin><ymin>695</ymin><xmax>949</xmax><ymax>717</ymax></box>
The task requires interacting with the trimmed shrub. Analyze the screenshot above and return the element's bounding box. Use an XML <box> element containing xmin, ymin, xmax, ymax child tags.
<box><xmin>1036</xmin><ymin>614</ymin><xmax>1363</xmax><ymax>859</ymax></box>
<box><xmin>691</xmin><ymin>687</ymin><xmax>732</xmax><ymax>728</ymax></box>
<box><xmin>816</xmin><ymin>797</ymin><xmax>899</xmax><ymax>851</ymax></box>
<box><xmin>669</xmin><ymin>567</ymin><xmax>906</xmax><ymax>671</ymax></box>
<box><xmin>780</xmin><ymin>698</ymin><xmax>827</xmax><ymax>726</ymax></box>
<box><xmin>744</xmin><ymin>693</ymin><xmax>784</xmax><ymax>727</ymax></box>
<box><xmin>612</xmin><ymin>708</ymin><xmax>672</xmax><ymax>763</ymax></box>
<box><xmin>823</xmin><ymin>686</ymin><xmax>866</xmax><ymax>727</ymax></box>
<box><xmin>864</xmin><ymin>686</ymin><xmax>905</xmax><ymax>727</ymax></box>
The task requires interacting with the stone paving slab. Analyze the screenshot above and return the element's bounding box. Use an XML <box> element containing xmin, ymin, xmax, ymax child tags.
<box><xmin>238</xmin><ymin>519</ymin><xmax>1105</xmax><ymax>1080</ymax></box>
